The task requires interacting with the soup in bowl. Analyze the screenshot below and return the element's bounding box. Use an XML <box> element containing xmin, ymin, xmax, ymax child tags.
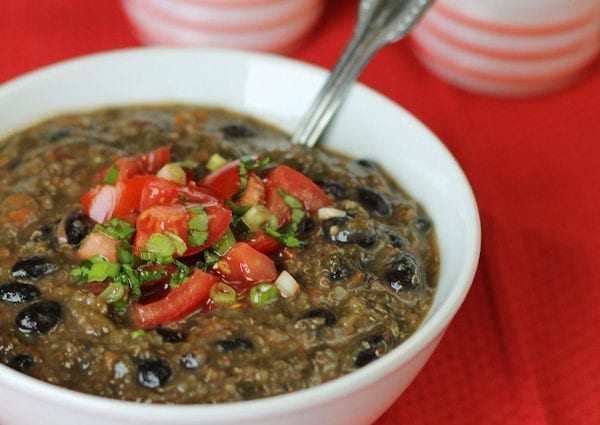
<box><xmin>0</xmin><ymin>48</ymin><xmax>480</xmax><ymax>425</ymax></box>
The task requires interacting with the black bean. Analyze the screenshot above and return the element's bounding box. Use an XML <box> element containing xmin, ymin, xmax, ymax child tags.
<box><xmin>155</xmin><ymin>327</ymin><xmax>187</xmax><ymax>343</ymax></box>
<box><xmin>357</xmin><ymin>187</ymin><xmax>392</xmax><ymax>217</ymax></box>
<box><xmin>322</xmin><ymin>216</ymin><xmax>349</xmax><ymax>234</ymax></box>
<box><xmin>11</xmin><ymin>256</ymin><xmax>59</xmax><ymax>281</ymax></box>
<box><xmin>297</xmin><ymin>216</ymin><xmax>316</xmax><ymax>235</ymax></box>
<box><xmin>179</xmin><ymin>352</ymin><xmax>203</xmax><ymax>370</ymax></box>
<box><xmin>215</xmin><ymin>337</ymin><xmax>253</xmax><ymax>352</ymax></box>
<box><xmin>46</xmin><ymin>127</ymin><xmax>72</xmax><ymax>142</ymax></box>
<box><xmin>314</xmin><ymin>179</ymin><xmax>347</xmax><ymax>200</ymax></box>
<box><xmin>322</xmin><ymin>217</ymin><xmax>378</xmax><ymax>247</ymax></box>
<box><xmin>385</xmin><ymin>253</ymin><xmax>423</xmax><ymax>292</ymax></box>
<box><xmin>15</xmin><ymin>301</ymin><xmax>62</xmax><ymax>335</ymax></box>
<box><xmin>385</xmin><ymin>230</ymin><xmax>409</xmax><ymax>249</ymax></box>
<box><xmin>8</xmin><ymin>354</ymin><xmax>34</xmax><ymax>374</ymax></box>
<box><xmin>220</xmin><ymin>124</ymin><xmax>255</xmax><ymax>138</ymax></box>
<box><xmin>297</xmin><ymin>308</ymin><xmax>337</xmax><ymax>326</ymax></box>
<box><xmin>0</xmin><ymin>281</ymin><xmax>41</xmax><ymax>303</ymax></box>
<box><xmin>136</xmin><ymin>358</ymin><xmax>172</xmax><ymax>389</ymax></box>
<box><xmin>353</xmin><ymin>159</ymin><xmax>378</xmax><ymax>169</ymax></box>
<box><xmin>354</xmin><ymin>335</ymin><xmax>386</xmax><ymax>368</ymax></box>
<box><xmin>327</xmin><ymin>256</ymin><xmax>353</xmax><ymax>281</ymax></box>
<box><xmin>415</xmin><ymin>215</ymin><xmax>433</xmax><ymax>235</ymax></box>
<box><xmin>64</xmin><ymin>212</ymin><xmax>94</xmax><ymax>247</ymax></box>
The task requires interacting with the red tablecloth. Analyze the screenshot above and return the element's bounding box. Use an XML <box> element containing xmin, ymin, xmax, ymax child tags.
<box><xmin>1</xmin><ymin>1</ymin><xmax>599</xmax><ymax>424</ymax></box>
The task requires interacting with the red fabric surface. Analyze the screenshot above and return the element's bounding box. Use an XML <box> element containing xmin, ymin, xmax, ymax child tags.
<box><xmin>1</xmin><ymin>1</ymin><xmax>599</xmax><ymax>424</ymax></box>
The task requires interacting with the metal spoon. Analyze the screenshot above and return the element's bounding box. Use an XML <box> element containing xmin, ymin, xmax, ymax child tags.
<box><xmin>291</xmin><ymin>0</ymin><xmax>435</xmax><ymax>148</ymax></box>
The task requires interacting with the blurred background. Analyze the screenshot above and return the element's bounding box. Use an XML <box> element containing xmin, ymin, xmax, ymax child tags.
<box><xmin>1</xmin><ymin>1</ymin><xmax>599</xmax><ymax>424</ymax></box>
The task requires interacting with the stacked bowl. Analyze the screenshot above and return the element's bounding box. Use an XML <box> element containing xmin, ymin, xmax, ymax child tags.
<box><xmin>410</xmin><ymin>0</ymin><xmax>600</xmax><ymax>96</ymax></box>
<box><xmin>121</xmin><ymin>0</ymin><xmax>325</xmax><ymax>54</ymax></box>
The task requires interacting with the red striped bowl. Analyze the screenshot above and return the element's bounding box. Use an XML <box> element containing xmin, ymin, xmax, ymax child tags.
<box><xmin>410</xmin><ymin>0</ymin><xmax>600</xmax><ymax>96</ymax></box>
<box><xmin>121</xmin><ymin>0</ymin><xmax>324</xmax><ymax>54</ymax></box>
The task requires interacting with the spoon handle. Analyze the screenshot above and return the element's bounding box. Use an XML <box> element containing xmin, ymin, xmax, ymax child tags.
<box><xmin>292</xmin><ymin>0</ymin><xmax>435</xmax><ymax>148</ymax></box>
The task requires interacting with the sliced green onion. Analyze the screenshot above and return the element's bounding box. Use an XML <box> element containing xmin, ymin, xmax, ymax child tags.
<box><xmin>249</xmin><ymin>283</ymin><xmax>278</xmax><ymax>306</ymax></box>
<box><xmin>103</xmin><ymin>165</ymin><xmax>120</xmax><ymax>184</ymax></box>
<box><xmin>157</xmin><ymin>163</ymin><xmax>186</xmax><ymax>184</ymax></box>
<box><xmin>187</xmin><ymin>206</ymin><xmax>209</xmax><ymax>247</ymax></box>
<box><xmin>88</xmin><ymin>261</ymin><xmax>121</xmax><ymax>282</ymax></box>
<box><xmin>210</xmin><ymin>228</ymin><xmax>236</xmax><ymax>256</ymax></box>
<box><xmin>130</xmin><ymin>329</ymin><xmax>145</xmax><ymax>339</ymax></box>
<box><xmin>241</xmin><ymin>205</ymin><xmax>278</xmax><ymax>231</ymax></box>
<box><xmin>142</xmin><ymin>232</ymin><xmax>187</xmax><ymax>262</ymax></box>
<box><xmin>210</xmin><ymin>282</ymin><xmax>237</xmax><ymax>305</ymax></box>
<box><xmin>99</xmin><ymin>281</ymin><xmax>128</xmax><ymax>304</ymax></box>
<box><xmin>206</xmin><ymin>153</ymin><xmax>227</xmax><ymax>171</ymax></box>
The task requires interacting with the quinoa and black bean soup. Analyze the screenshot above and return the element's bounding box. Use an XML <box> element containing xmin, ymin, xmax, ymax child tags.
<box><xmin>0</xmin><ymin>105</ymin><xmax>438</xmax><ymax>403</ymax></box>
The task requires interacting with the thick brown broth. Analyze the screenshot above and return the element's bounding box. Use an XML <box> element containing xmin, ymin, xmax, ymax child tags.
<box><xmin>0</xmin><ymin>105</ymin><xmax>438</xmax><ymax>403</ymax></box>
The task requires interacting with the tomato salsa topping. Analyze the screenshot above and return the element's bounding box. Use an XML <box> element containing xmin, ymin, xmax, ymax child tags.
<box><xmin>72</xmin><ymin>147</ymin><xmax>332</xmax><ymax>329</ymax></box>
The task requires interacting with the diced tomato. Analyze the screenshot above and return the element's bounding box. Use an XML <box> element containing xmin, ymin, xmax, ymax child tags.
<box><xmin>133</xmin><ymin>202</ymin><xmax>231</xmax><ymax>257</ymax></box>
<box><xmin>198</xmin><ymin>159</ymin><xmax>243</xmax><ymax>200</ymax></box>
<box><xmin>111</xmin><ymin>175</ymin><xmax>156</xmax><ymax>220</ymax></box>
<box><xmin>139</xmin><ymin>146</ymin><xmax>171</xmax><ymax>174</ymax></box>
<box><xmin>214</xmin><ymin>242</ymin><xmax>278</xmax><ymax>285</ymax></box>
<box><xmin>81</xmin><ymin>175</ymin><xmax>156</xmax><ymax>224</ymax></box>
<box><xmin>133</xmin><ymin>204</ymin><xmax>191</xmax><ymax>255</ymax></box>
<box><xmin>202</xmin><ymin>202</ymin><xmax>233</xmax><ymax>249</ymax></box>
<box><xmin>139</xmin><ymin>179</ymin><xmax>221</xmax><ymax>211</ymax></box>
<box><xmin>244</xmin><ymin>230</ymin><xmax>281</xmax><ymax>255</ymax></box>
<box><xmin>93</xmin><ymin>147</ymin><xmax>171</xmax><ymax>184</ymax></box>
<box><xmin>130</xmin><ymin>268</ymin><xmax>219</xmax><ymax>329</ymax></box>
<box><xmin>265</xmin><ymin>165</ymin><xmax>333</xmax><ymax>227</ymax></box>
<box><xmin>238</xmin><ymin>173</ymin><xmax>265</xmax><ymax>206</ymax></box>
<box><xmin>77</xmin><ymin>231</ymin><xmax>120</xmax><ymax>262</ymax></box>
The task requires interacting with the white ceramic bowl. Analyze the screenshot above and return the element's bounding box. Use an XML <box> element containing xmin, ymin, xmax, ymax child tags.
<box><xmin>434</xmin><ymin>0</ymin><xmax>600</xmax><ymax>27</ymax></box>
<box><xmin>122</xmin><ymin>0</ymin><xmax>324</xmax><ymax>53</ymax></box>
<box><xmin>0</xmin><ymin>48</ymin><xmax>480</xmax><ymax>425</ymax></box>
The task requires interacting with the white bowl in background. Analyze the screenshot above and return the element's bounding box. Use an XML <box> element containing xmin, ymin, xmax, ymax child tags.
<box><xmin>0</xmin><ymin>47</ymin><xmax>480</xmax><ymax>425</ymax></box>
<box><xmin>420</xmin><ymin>6</ymin><xmax>600</xmax><ymax>58</ymax></box>
<box><xmin>410</xmin><ymin>0</ymin><xmax>600</xmax><ymax>96</ymax></box>
<box><xmin>121</xmin><ymin>0</ymin><xmax>324</xmax><ymax>53</ymax></box>
<box><xmin>435</xmin><ymin>0</ymin><xmax>600</xmax><ymax>27</ymax></box>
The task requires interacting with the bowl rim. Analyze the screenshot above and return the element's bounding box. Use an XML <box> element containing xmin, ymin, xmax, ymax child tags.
<box><xmin>0</xmin><ymin>47</ymin><xmax>481</xmax><ymax>420</ymax></box>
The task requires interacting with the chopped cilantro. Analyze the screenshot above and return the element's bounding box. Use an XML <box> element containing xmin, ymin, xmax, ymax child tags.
<box><xmin>241</xmin><ymin>156</ymin><xmax>270</xmax><ymax>170</ymax></box>
<box><xmin>94</xmin><ymin>218</ymin><xmax>135</xmax><ymax>242</ymax></box>
<box><xmin>103</xmin><ymin>165</ymin><xmax>120</xmax><ymax>184</ymax></box>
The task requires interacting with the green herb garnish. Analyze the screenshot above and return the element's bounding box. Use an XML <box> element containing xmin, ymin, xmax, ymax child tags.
<box><xmin>94</xmin><ymin>218</ymin><xmax>135</xmax><ymax>242</ymax></box>
<box><xmin>187</xmin><ymin>205</ymin><xmax>209</xmax><ymax>247</ymax></box>
<box><xmin>263</xmin><ymin>189</ymin><xmax>305</xmax><ymax>248</ymax></box>
<box><xmin>103</xmin><ymin>165</ymin><xmax>120</xmax><ymax>184</ymax></box>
